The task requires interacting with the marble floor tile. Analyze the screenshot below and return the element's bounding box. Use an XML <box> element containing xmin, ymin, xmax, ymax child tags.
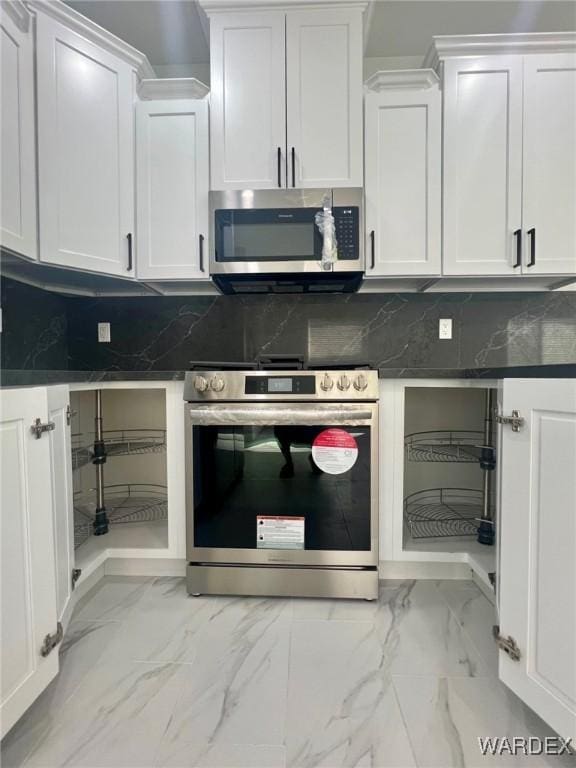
<box><xmin>72</xmin><ymin>576</ymin><xmax>153</xmax><ymax>622</ymax></box>
<box><xmin>160</xmin><ymin>597</ymin><xmax>291</xmax><ymax>750</ymax></box>
<box><xmin>0</xmin><ymin>620</ymin><xmax>122</xmax><ymax>767</ymax></box>
<box><xmin>286</xmin><ymin>619</ymin><xmax>416</xmax><ymax>768</ymax></box>
<box><xmin>374</xmin><ymin>581</ymin><xmax>490</xmax><ymax>678</ymax></box>
<box><xmin>156</xmin><ymin>741</ymin><xmax>286</xmax><ymax>768</ymax></box>
<box><xmin>292</xmin><ymin>597</ymin><xmax>379</xmax><ymax>622</ymax></box>
<box><xmin>393</xmin><ymin>675</ymin><xmax>576</xmax><ymax>768</ymax></box>
<box><xmin>22</xmin><ymin>661</ymin><xmax>184</xmax><ymax>768</ymax></box>
<box><xmin>436</xmin><ymin>580</ymin><xmax>499</xmax><ymax>676</ymax></box>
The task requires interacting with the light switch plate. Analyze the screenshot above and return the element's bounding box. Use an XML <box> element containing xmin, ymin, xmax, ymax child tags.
<box><xmin>98</xmin><ymin>322</ymin><xmax>111</xmax><ymax>343</ymax></box>
<box><xmin>439</xmin><ymin>318</ymin><xmax>453</xmax><ymax>340</ymax></box>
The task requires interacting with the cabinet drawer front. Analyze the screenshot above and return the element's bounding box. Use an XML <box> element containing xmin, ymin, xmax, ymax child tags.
<box><xmin>443</xmin><ymin>56</ymin><xmax>523</xmax><ymax>276</ymax></box>
<box><xmin>36</xmin><ymin>14</ymin><xmax>135</xmax><ymax>276</ymax></box>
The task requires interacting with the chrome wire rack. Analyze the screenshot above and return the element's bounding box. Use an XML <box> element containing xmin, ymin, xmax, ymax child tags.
<box><xmin>73</xmin><ymin>484</ymin><xmax>168</xmax><ymax>549</ymax></box>
<box><xmin>405</xmin><ymin>431</ymin><xmax>484</xmax><ymax>463</ymax></box>
<box><xmin>404</xmin><ymin>488</ymin><xmax>485</xmax><ymax>539</ymax></box>
<box><xmin>72</xmin><ymin>429</ymin><xmax>166</xmax><ymax>470</ymax></box>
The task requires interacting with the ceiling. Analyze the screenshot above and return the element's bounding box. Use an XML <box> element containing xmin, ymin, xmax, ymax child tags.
<box><xmin>66</xmin><ymin>0</ymin><xmax>576</xmax><ymax>70</ymax></box>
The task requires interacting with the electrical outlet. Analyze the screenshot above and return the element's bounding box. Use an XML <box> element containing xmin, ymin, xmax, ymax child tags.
<box><xmin>98</xmin><ymin>322</ymin><xmax>111</xmax><ymax>343</ymax></box>
<box><xmin>439</xmin><ymin>318</ymin><xmax>453</xmax><ymax>340</ymax></box>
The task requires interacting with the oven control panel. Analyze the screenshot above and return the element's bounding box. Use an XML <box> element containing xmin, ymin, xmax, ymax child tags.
<box><xmin>184</xmin><ymin>370</ymin><xmax>379</xmax><ymax>401</ymax></box>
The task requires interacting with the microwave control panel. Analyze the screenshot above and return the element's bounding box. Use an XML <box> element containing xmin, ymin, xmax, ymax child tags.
<box><xmin>333</xmin><ymin>207</ymin><xmax>359</xmax><ymax>260</ymax></box>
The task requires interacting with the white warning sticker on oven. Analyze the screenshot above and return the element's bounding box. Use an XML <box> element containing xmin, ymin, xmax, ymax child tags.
<box><xmin>257</xmin><ymin>516</ymin><xmax>305</xmax><ymax>549</ymax></box>
<box><xmin>312</xmin><ymin>428</ymin><xmax>358</xmax><ymax>475</ymax></box>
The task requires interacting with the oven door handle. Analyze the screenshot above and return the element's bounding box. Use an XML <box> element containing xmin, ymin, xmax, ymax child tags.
<box><xmin>187</xmin><ymin>405</ymin><xmax>374</xmax><ymax>426</ymax></box>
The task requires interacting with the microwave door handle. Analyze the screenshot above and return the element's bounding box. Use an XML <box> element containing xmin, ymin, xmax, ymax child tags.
<box><xmin>187</xmin><ymin>405</ymin><xmax>373</xmax><ymax>427</ymax></box>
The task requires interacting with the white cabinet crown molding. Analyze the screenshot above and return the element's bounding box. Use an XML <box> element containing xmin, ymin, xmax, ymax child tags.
<box><xmin>423</xmin><ymin>31</ymin><xmax>576</xmax><ymax>69</ymax></box>
<box><xmin>25</xmin><ymin>0</ymin><xmax>156</xmax><ymax>77</ymax></box>
<box><xmin>365</xmin><ymin>69</ymin><xmax>439</xmax><ymax>92</ymax></box>
<box><xmin>200</xmin><ymin>0</ymin><xmax>369</xmax><ymax>14</ymax></box>
<box><xmin>1</xmin><ymin>0</ymin><xmax>31</xmax><ymax>32</ymax></box>
<box><xmin>138</xmin><ymin>78</ymin><xmax>210</xmax><ymax>100</ymax></box>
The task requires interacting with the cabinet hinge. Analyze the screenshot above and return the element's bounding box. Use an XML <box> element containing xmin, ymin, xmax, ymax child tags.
<box><xmin>71</xmin><ymin>568</ymin><xmax>82</xmax><ymax>590</ymax></box>
<box><xmin>495</xmin><ymin>410</ymin><xmax>524</xmax><ymax>432</ymax></box>
<box><xmin>40</xmin><ymin>622</ymin><xmax>63</xmax><ymax>657</ymax></box>
<box><xmin>66</xmin><ymin>405</ymin><xmax>77</xmax><ymax>426</ymax></box>
<box><xmin>31</xmin><ymin>418</ymin><xmax>55</xmax><ymax>439</ymax></box>
<box><xmin>493</xmin><ymin>625</ymin><xmax>521</xmax><ymax>661</ymax></box>
<box><xmin>488</xmin><ymin>571</ymin><xmax>496</xmax><ymax>590</ymax></box>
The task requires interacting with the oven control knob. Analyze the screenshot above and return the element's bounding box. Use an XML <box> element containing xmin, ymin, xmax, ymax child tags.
<box><xmin>194</xmin><ymin>375</ymin><xmax>209</xmax><ymax>393</ymax></box>
<box><xmin>354</xmin><ymin>373</ymin><xmax>368</xmax><ymax>391</ymax></box>
<box><xmin>210</xmin><ymin>376</ymin><xmax>225</xmax><ymax>392</ymax></box>
<box><xmin>320</xmin><ymin>373</ymin><xmax>334</xmax><ymax>391</ymax></box>
<box><xmin>337</xmin><ymin>374</ymin><xmax>351</xmax><ymax>391</ymax></box>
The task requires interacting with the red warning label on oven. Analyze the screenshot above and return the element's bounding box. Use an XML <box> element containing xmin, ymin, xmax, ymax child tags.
<box><xmin>311</xmin><ymin>428</ymin><xmax>358</xmax><ymax>475</ymax></box>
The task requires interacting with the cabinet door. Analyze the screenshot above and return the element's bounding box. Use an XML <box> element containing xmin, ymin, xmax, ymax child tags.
<box><xmin>210</xmin><ymin>11</ymin><xmax>286</xmax><ymax>190</ymax></box>
<box><xmin>36</xmin><ymin>12</ymin><xmax>135</xmax><ymax>276</ymax></box>
<box><xmin>0</xmin><ymin>6</ymin><xmax>37</xmax><ymax>260</ymax></box>
<box><xmin>136</xmin><ymin>99</ymin><xmax>209</xmax><ymax>280</ymax></box>
<box><xmin>498</xmin><ymin>378</ymin><xmax>576</xmax><ymax>741</ymax></box>
<box><xmin>47</xmin><ymin>386</ymin><xmax>75</xmax><ymax>624</ymax></box>
<box><xmin>365</xmin><ymin>88</ymin><xmax>441</xmax><ymax>276</ymax></box>
<box><xmin>286</xmin><ymin>9</ymin><xmax>363</xmax><ymax>188</ymax></box>
<box><xmin>522</xmin><ymin>53</ymin><xmax>576</xmax><ymax>276</ymax></box>
<box><xmin>443</xmin><ymin>56</ymin><xmax>523</xmax><ymax>275</ymax></box>
<box><xmin>1</xmin><ymin>388</ymin><xmax>59</xmax><ymax>739</ymax></box>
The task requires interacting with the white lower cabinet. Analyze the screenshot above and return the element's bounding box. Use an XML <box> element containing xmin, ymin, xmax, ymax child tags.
<box><xmin>364</xmin><ymin>72</ymin><xmax>441</xmax><ymax>277</ymax></box>
<box><xmin>0</xmin><ymin>4</ymin><xmax>37</xmax><ymax>260</ymax></box>
<box><xmin>380</xmin><ymin>377</ymin><xmax>576</xmax><ymax>741</ymax></box>
<box><xmin>0</xmin><ymin>388</ymin><xmax>60</xmax><ymax>739</ymax></box>
<box><xmin>136</xmin><ymin>99</ymin><xmax>209</xmax><ymax>280</ymax></box>
<box><xmin>498</xmin><ymin>378</ymin><xmax>576</xmax><ymax>741</ymax></box>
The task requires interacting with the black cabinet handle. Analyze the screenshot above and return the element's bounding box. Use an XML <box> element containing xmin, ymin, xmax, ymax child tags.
<box><xmin>527</xmin><ymin>227</ymin><xmax>536</xmax><ymax>267</ymax></box>
<box><xmin>199</xmin><ymin>234</ymin><xmax>205</xmax><ymax>272</ymax></box>
<box><xmin>277</xmin><ymin>147</ymin><xmax>282</xmax><ymax>187</ymax></box>
<box><xmin>291</xmin><ymin>147</ymin><xmax>295</xmax><ymax>188</ymax></box>
<box><xmin>127</xmin><ymin>233</ymin><xmax>133</xmax><ymax>271</ymax></box>
<box><xmin>513</xmin><ymin>229</ymin><xmax>522</xmax><ymax>268</ymax></box>
<box><xmin>370</xmin><ymin>230</ymin><xmax>375</xmax><ymax>270</ymax></box>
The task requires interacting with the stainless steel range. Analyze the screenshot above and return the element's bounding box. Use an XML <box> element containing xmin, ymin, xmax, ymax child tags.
<box><xmin>183</xmin><ymin>363</ymin><xmax>379</xmax><ymax>600</ymax></box>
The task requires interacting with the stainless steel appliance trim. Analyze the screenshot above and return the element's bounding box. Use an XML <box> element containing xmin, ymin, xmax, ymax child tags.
<box><xmin>187</xmin><ymin>564</ymin><xmax>379</xmax><ymax>600</ymax></box>
<box><xmin>185</xmin><ymin>400</ymin><xmax>379</xmax><ymax>568</ymax></box>
<box><xmin>209</xmin><ymin>187</ymin><xmax>364</xmax><ymax>275</ymax></box>
<box><xmin>187</xmin><ymin>404</ymin><xmax>374</xmax><ymax>426</ymax></box>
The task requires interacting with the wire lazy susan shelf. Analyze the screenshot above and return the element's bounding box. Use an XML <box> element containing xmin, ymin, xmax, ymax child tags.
<box><xmin>72</xmin><ymin>429</ymin><xmax>166</xmax><ymax>470</ymax></box>
<box><xmin>404</xmin><ymin>487</ymin><xmax>486</xmax><ymax>539</ymax></box>
<box><xmin>405</xmin><ymin>431</ymin><xmax>484</xmax><ymax>464</ymax></box>
<box><xmin>73</xmin><ymin>483</ymin><xmax>167</xmax><ymax>549</ymax></box>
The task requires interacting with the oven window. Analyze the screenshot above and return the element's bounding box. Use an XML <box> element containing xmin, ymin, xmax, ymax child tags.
<box><xmin>215</xmin><ymin>209</ymin><xmax>322</xmax><ymax>262</ymax></box>
<box><xmin>192</xmin><ymin>424</ymin><xmax>371</xmax><ymax>551</ymax></box>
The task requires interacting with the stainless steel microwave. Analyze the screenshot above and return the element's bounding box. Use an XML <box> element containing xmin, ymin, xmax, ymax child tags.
<box><xmin>209</xmin><ymin>188</ymin><xmax>364</xmax><ymax>294</ymax></box>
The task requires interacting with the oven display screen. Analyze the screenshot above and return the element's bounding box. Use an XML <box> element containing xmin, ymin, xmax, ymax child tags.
<box><xmin>268</xmin><ymin>378</ymin><xmax>292</xmax><ymax>393</ymax></box>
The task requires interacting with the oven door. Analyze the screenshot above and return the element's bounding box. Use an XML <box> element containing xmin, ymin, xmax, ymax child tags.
<box><xmin>186</xmin><ymin>402</ymin><xmax>378</xmax><ymax>567</ymax></box>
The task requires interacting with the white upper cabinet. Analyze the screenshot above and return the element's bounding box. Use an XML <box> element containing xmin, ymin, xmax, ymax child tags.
<box><xmin>209</xmin><ymin>11</ymin><xmax>286</xmax><ymax>190</ymax></box>
<box><xmin>364</xmin><ymin>72</ymin><xmax>441</xmax><ymax>277</ymax></box>
<box><xmin>136</xmin><ymin>96</ymin><xmax>209</xmax><ymax>280</ymax></box>
<box><xmin>0</xmin><ymin>3</ymin><xmax>37</xmax><ymax>260</ymax></box>
<box><xmin>207</xmin><ymin>4</ymin><xmax>364</xmax><ymax>190</ymax></box>
<box><xmin>522</xmin><ymin>53</ymin><xmax>576</xmax><ymax>276</ymax></box>
<box><xmin>35</xmin><ymin>11</ymin><xmax>136</xmax><ymax>276</ymax></box>
<box><xmin>498</xmin><ymin>378</ymin><xmax>576</xmax><ymax>741</ymax></box>
<box><xmin>442</xmin><ymin>56</ymin><xmax>524</xmax><ymax>276</ymax></box>
<box><xmin>1</xmin><ymin>387</ymin><xmax>59</xmax><ymax>739</ymax></box>
<box><xmin>285</xmin><ymin>9</ymin><xmax>362</xmax><ymax>188</ymax></box>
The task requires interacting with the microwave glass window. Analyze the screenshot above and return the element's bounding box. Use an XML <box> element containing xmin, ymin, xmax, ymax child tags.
<box><xmin>222</xmin><ymin>222</ymin><xmax>315</xmax><ymax>260</ymax></box>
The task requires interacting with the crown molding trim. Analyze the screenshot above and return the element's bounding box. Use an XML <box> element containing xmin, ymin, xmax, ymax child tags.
<box><xmin>25</xmin><ymin>0</ymin><xmax>156</xmax><ymax>78</ymax></box>
<box><xmin>424</xmin><ymin>32</ymin><xmax>576</xmax><ymax>70</ymax></box>
<box><xmin>138</xmin><ymin>78</ymin><xmax>210</xmax><ymax>100</ymax></box>
<box><xmin>199</xmin><ymin>0</ymin><xmax>369</xmax><ymax>14</ymax></box>
<box><xmin>365</xmin><ymin>69</ymin><xmax>439</xmax><ymax>92</ymax></box>
<box><xmin>2</xmin><ymin>0</ymin><xmax>31</xmax><ymax>32</ymax></box>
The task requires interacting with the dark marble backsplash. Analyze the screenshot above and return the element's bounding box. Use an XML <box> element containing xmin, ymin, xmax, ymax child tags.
<box><xmin>2</xmin><ymin>277</ymin><xmax>576</xmax><ymax>372</ymax></box>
